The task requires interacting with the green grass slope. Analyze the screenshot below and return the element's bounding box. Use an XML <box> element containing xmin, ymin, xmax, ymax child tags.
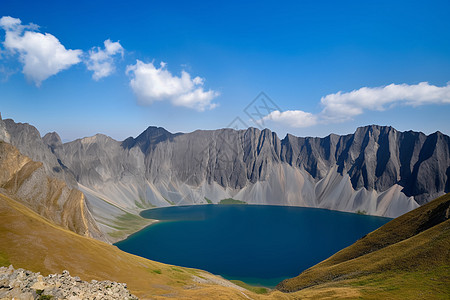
<box><xmin>218</xmin><ymin>198</ymin><xmax>247</xmax><ymax>204</ymax></box>
<box><xmin>277</xmin><ymin>193</ymin><xmax>450</xmax><ymax>299</ymax></box>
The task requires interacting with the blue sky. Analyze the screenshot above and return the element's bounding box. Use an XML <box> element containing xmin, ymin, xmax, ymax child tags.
<box><xmin>1</xmin><ymin>0</ymin><xmax>449</xmax><ymax>141</ymax></box>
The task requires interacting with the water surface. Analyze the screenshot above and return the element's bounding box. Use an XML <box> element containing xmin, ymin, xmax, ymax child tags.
<box><xmin>115</xmin><ymin>205</ymin><xmax>390</xmax><ymax>287</ymax></box>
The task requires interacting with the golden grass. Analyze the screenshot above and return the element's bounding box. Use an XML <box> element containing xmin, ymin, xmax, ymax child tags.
<box><xmin>229</xmin><ymin>280</ymin><xmax>270</xmax><ymax>294</ymax></box>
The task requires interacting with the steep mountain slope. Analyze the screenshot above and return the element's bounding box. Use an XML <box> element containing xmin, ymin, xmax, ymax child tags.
<box><xmin>276</xmin><ymin>193</ymin><xmax>450</xmax><ymax>299</ymax></box>
<box><xmin>0</xmin><ymin>141</ymin><xmax>104</xmax><ymax>240</ymax></box>
<box><xmin>46</xmin><ymin>132</ymin><xmax>154</xmax><ymax>240</ymax></box>
<box><xmin>281</xmin><ymin>126</ymin><xmax>450</xmax><ymax>204</ymax></box>
<box><xmin>59</xmin><ymin>125</ymin><xmax>449</xmax><ymax>212</ymax></box>
<box><xmin>1</xmin><ymin>118</ymin><xmax>77</xmax><ymax>187</ymax></box>
<box><xmin>1</xmin><ymin>115</ymin><xmax>448</xmax><ymax>240</ymax></box>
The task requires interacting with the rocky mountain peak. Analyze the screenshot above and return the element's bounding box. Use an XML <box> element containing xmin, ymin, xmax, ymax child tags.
<box><xmin>121</xmin><ymin>125</ymin><xmax>180</xmax><ymax>153</ymax></box>
<box><xmin>43</xmin><ymin>132</ymin><xmax>63</xmax><ymax>152</ymax></box>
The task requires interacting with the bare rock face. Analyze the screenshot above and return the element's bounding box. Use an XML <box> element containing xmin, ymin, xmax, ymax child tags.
<box><xmin>142</xmin><ymin>128</ymin><xmax>281</xmax><ymax>189</ymax></box>
<box><xmin>55</xmin><ymin>124</ymin><xmax>446</xmax><ymax>222</ymax></box>
<box><xmin>0</xmin><ymin>141</ymin><xmax>105</xmax><ymax>241</ymax></box>
<box><xmin>2</xmin><ymin>119</ymin><xmax>77</xmax><ymax>188</ymax></box>
<box><xmin>281</xmin><ymin>125</ymin><xmax>450</xmax><ymax>205</ymax></box>
<box><xmin>0</xmin><ymin>116</ymin><xmax>448</xmax><ymax>241</ymax></box>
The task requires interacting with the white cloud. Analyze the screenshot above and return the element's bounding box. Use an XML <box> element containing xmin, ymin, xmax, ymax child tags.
<box><xmin>126</xmin><ymin>60</ymin><xmax>219</xmax><ymax>111</ymax></box>
<box><xmin>0</xmin><ymin>16</ymin><xmax>82</xmax><ymax>86</ymax></box>
<box><xmin>0</xmin><ymin>16</ymin><xmax>21</xmax><ymax>29</ymax></box>
<box><xmin>263</xmin><ymin>82</ymin><xmax>450</xmax><ymax>128</ymax></box>
<box><xmin>320</xmin><ymin>82</ymin><xmax>450</xmax><ymax>122</ymax></box>
<box><xmin>86</xmin><ymin>39</ymin><xmax>124</xmax><ymax>80</ymax></box>
<box><xmin>262</xmin><ymin>110</ymin><xmax>318</xmax><ymax>128</ymax></box>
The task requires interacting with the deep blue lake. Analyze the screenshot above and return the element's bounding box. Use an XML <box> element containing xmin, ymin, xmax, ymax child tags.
<box><xmin>115</xmin><ymin>205</ymin><xmax>391</xmax><ymax>287</ymax></box>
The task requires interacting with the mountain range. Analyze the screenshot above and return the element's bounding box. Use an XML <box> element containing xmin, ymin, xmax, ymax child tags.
<box><xmin>0</xmin><ymin>115</ymin><xmax>449</xmax><ymax>242</ymax></box>
<box><xmin>0</xmin><ymin>135</ymin><xmax>448</xmax><ymax>298</ymax></box>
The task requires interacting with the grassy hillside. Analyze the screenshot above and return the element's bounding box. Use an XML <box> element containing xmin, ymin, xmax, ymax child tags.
<box><xmin>277</xmin><ymin>193</ymin><xmax>450</xmax><ymax>299</ymax></box>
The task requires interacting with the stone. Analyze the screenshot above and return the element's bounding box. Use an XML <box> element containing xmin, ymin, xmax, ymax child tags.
<box><xmin>0</xmin><ymin>266</ymin><xmax>138</xmax><ymax>300</ymax></box>
<box><xmin>31</xmin><ymin>282</ymin><xmax>46</xmax><ymax>290</ymax></box>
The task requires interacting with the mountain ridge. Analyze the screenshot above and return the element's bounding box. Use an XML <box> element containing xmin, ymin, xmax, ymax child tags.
<box><xmin>1</xmin><ymin>116</ymin><xmax>448</xmax><ymax>241</ymax></box>
<box><xmin>0</xmin><ymin>141</ymin><xmax>104</xmax><ymax>240</ymax></box>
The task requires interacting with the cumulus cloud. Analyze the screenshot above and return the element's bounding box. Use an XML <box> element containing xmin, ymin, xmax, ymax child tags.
<box><xmin>262</xmin><ymin>110</ymin><xmax>318</xmax><ymax>128</ymax></box>
<box><xmin>320</xmin><ymin>82</ymin><xmax>450</xmax><ymax>122</ymax></box>
<box><xmin>86</xmin><ymin>39</ymin><xmax>124</xmax><ymax>80</ymax></box>
<box><xmin>0</xmin><ymin>16</ymin><xmax>22</xmax><ymax>29</ymax></box>
<box><xmin>0</xmin><ymin>16</ymin><xmax>82</xmax><ymax>86</ymax></box>
<box><xmin>263</xmin><ymin>82</ymin><xmax>450</xmax><ymax>128</ymax></box>
<box><xmin>126</xmin><ymin>60</ymin><xmax>219</xmax><ymax>111</ymax></box>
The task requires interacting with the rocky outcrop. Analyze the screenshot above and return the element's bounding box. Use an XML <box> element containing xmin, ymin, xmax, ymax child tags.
<box><xmin>1</xmin><ymin>118</ymin><xmax>77</xmax><ymax>187</ymax></box>
<box><xmin>0</xmin><ymin>116</ymin><xmax>448</xmax><ymax>239</ymax></box>
<box><xmin>48</xmin><ymin>124</ymin><xmax>445</xmax><ymax>227</ymax></box>
<box><xmin>281</xmin><ymin>126</ymin><xmax>450</xmax><ymax>204</ymax></box>
<box><xmin>0</xmin><ymin>141</ymin><xmax>105</xmax><ymax>241</ymax></box>
<box><xmin>0</xmin><ymin>266</ymin><xmax>137</xmax><ymax>300</ymax></box>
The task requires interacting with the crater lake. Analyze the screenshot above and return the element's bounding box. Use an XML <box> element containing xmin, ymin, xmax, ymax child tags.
<box><xmin>115</xmin><ymin>204</ymin><xmax>391</xmax><ymax>287</ymax></box>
